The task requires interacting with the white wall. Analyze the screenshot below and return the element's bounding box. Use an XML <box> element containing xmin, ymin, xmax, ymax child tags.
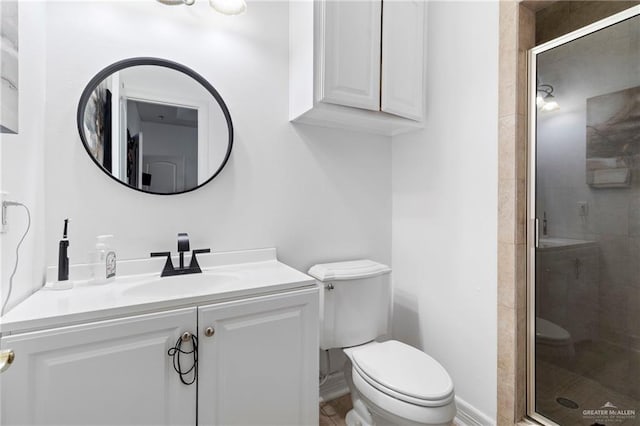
<box><xmin>34</xmin><ymin>1</ymin><xmax>390</xmax><ymax>286</ymax></box>
<box><xmin>391</xmin><ymin>1</ymin><xmax>498</xmax><ymax>422</ymax></box>
<box><xmin>126</xmin><ymin>99</ymin><xmax>142</xmax><ymax>136</ymax></box>
<box><xmin>1</xmin><ymin>2</ymin><xmax>46</xmax><ymax>312</ymax></box>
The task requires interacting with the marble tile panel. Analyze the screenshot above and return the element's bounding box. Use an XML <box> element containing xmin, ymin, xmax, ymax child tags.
<box><xmin>515</xmin><ymin>178</ymin><xmax>527</xmax><ymax>245</ymax></box>
<box><xmin>498</xmin><ymin>380</ymin><xmax>515</xmax><ymax>425</ymax></box>
<box><xmin>515</xmin><ymin>54</ymin><xmax>529</xmax><ymax>118</ymax></box>
<box><xmin>499</xmin><ymin>179</ymin><xmax>517</xmax><ymax>244</ymax></box>
<box><xmin>515</xmin><ymin>243</ymin><xmax>528</xmax><ymax>314</ymax></box>
<box><xmin>518</xmin><ymin>5</ymin><xmax>536</xmax><ymax>50</ymax></box>
<box><xmin>587</xmin><ymin>190</ymin><xmax>630</xmax><ymax>236</ymax></box>
<box><xmin>499</xmin><ymin>242</ymin><xmax>516</xmax><ymax>309</ymax></box>
<box><xmin>497</xmin><ymin>3</ymin><xmax>533</xmax><ymax>424</ymax></box>
<box><xmin>499</xmin><ymin>82</ymin><xmax>518</xmax><ymax>119</ymax></box>
<box><xmin>515</xmin><ymin>112</ymin><xmax>529</xmax><ymax>183</ymax></box>
<box><xmin>499</xmin><ymin>114</ymin><xmax>517</xmax><ymax>181</ymax></box>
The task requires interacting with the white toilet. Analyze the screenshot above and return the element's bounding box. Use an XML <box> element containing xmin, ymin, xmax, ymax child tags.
<box><xmin>308</xmin><ymin>260</ymin><xmax>456</xmax><ymax>426</ymax></box>
<box><xmin>536</xmin><ymin>317</ymin><xmax>575</xmax><ymax>359</ymax></box>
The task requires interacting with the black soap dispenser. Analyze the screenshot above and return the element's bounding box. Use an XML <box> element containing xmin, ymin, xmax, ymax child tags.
<box><xmin>58</xmin><ymin>219</ymin><xmax>70</xmax><ymax>282</ymax></box>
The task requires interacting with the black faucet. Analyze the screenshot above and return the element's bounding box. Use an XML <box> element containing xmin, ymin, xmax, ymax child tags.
<box><xmin>150</xmin><ymin>233</ymin><xmax>211</xmax><ymax>277</ymax></box>
<box><xmin>177</xmin><ymin>233</ymin><xmax>190</xmax><ymax>269</ymax></box>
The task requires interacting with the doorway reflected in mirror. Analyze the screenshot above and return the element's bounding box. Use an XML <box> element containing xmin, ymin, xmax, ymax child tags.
<box><xmin>77</xmin><ymin>58</ymin><xmax>233</xmax><ymax>195</ymax></box>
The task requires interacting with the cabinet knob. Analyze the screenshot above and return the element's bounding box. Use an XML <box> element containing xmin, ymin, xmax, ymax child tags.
<box><xmin>181</xmin><ymin>332</ymin><xmax>192</xmax><ymax>342</ymax></box>
<box><xmin>204</xmin><ymin>326</ymin><xmax>215</xmax><ymax>337</ymax></box>
<box><xmin>0</xmin><ymin>349</ymin><xmax>15</xmax><ymax>373</ymax></box>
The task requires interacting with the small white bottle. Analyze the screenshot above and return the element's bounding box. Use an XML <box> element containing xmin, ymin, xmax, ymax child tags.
<box><xmin>89</xmin><ymin>235</ymin><xmax>116</xmax><ymax>284</ymax></box>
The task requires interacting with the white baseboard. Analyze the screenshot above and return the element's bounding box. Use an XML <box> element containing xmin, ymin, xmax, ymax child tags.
<box><xmin>454</xmin><ymin>396</ymin><xmax>495</xmax><ymax>426</ymax></box>
<box><xmin>319</xmin><ymin>371</ymin><xmax>349</xmax><ymax>402</ymax></box>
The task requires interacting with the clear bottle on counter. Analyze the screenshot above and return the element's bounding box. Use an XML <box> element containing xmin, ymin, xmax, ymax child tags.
<box><xmin>88</xmin><ymin>235</ymin><xmax>116</xmax><ymax>284</ymax></box>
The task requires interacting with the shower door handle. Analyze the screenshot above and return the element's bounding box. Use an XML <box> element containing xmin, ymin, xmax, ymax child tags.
<box><xmin>534</xmin><ymin>218</ymin><xmax>540</xmax><ymax>248</ymax></box>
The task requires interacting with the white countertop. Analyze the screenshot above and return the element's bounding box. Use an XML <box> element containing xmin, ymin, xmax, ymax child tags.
<box><xmin>1</xmin><ymin>248</ymin><xmax>316</xmax><ymax>335</ymax></box>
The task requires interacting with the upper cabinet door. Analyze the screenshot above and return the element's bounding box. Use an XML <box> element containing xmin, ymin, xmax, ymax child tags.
<box><xmin>320</xmin><ymin>0</ymin><xmax>382</xmax><ymax>111</ymax></box>
<box><xmin>1</xmin><ymin>308</ymin><xmax>197</xmax><ymax>426</ymax></box>
<box><xmin>381</xmin><ymin>0</ymin><xmax>425</xmax><ymax>121</ymax></box>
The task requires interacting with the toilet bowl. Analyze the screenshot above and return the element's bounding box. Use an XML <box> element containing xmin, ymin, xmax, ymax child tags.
<box><xmin>309</xmin><ymin>259</ymin><xmax>457</xmax><ymax>426</ymax></box>
<box><xmin>343</xmin><ymin>341</ymin><xmax>456</xmax><ymax>426</ymax></box>
<box><xmin>536</xmin><ymin>317</ymin><xmax>575</xmax><ymax>359</ymax></box>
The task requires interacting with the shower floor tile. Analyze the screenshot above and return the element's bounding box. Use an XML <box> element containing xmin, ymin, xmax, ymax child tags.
<box><xmin>537</xmin><ymin>350</ymin><xmax>640</xmax><ymax>425</ymax></box>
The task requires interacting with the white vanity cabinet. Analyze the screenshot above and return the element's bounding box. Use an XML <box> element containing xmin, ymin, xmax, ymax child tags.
<box><xmin>290</xmin><ymin>0</ymin><xmax>426</xmax><ymax>136</ymax></box>
<box><xmin>198</xmin><ymin>290</ymin><xmax>319</xmax><ymax>426</ymax></box>
<box><xmin>0</xmin><ymin>287</ymin><xmax>319</xmax><ymax>426</ymax></box>
<box><xmin>0</xmin><ymin>308</ymin><xmax>197</xmax><ymax>426</ymax></box>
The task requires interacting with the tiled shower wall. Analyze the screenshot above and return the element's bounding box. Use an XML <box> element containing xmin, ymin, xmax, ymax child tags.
<box><xmin>498</xmin><ymin>3</ymin><xmax>640</xmax><ymax>424</ymax></box>
<box><xmin>535</xmin><ymin>0</ymin><xmax>640</xmax><ymax>44</ymax></box>
<box><xmin>497</xmin><ymin>2</ymin><xmax>533</xmax><ymax>424</ymax></box>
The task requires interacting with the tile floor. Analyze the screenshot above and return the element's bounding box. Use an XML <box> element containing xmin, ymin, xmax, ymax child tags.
<box><xmin>536</xmin><ymin>341</ymin><xmax>640</xmax><ymax>425</ymax></box>
<box><xmin>325</xmin><ymin>341</ymin><xmax>640</xmax><ymax>425</ymax></box>
<box><xmin>320</xmin><ymin>394</ymin><xmax>353</xmax><ymax>426</ymax></box>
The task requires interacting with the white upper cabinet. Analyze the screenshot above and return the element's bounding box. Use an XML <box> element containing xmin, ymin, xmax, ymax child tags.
<box><xmin>381</xmin><ymin>0</ymin><xmax>425</xmax><ymax>121</ymax></box>
<box><xmin>321</xmin><ymin>1</ymin><xmax>381</xmax><ymax>111</ymax></box>
<box><xmin>290</xmin><ymin>0</ymin><xmax>426</xmax><ymax>136</ymax></box>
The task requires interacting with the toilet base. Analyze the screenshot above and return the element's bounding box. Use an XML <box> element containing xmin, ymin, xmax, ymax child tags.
<box><xmin>358</xmin><ymin>388</ymin><xmax>455</xmax><ymax>426</ymax></box>
<box><xmin>345</xmin><ymin>403</ymin><xmax>454</xmax><ymax>426</ymax></box>
<box><xmin>536</xmin><ymin>341</ymin><xmax>575</xmax><ymax>360</ymax></box>
<box><xmin>346</xmin><ymin>408</ymin><xmax>369</xmax><ymax>426</ymax></box>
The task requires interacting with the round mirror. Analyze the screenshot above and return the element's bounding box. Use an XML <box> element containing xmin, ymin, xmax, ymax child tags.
<box><xmin>77</xmin><ymin>58</ymin><xmax>233</xmax><ymax>195</ymax></box>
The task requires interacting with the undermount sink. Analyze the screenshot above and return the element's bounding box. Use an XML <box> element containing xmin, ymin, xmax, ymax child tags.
<box><xmin>122</xmin><ymin>272</ymin><xmax>240</xmax><ymax>298</ymax></box>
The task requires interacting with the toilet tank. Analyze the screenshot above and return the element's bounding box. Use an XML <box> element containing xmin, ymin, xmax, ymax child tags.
<box><xmin>308</xmin><ymin>260</ymin><xmax>391</xmax><ymax>350</ymax></box>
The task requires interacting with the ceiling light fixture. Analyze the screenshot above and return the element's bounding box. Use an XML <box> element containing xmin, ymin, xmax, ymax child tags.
<box><xmin>537</xmin><ymin>83</ymin><xmax>559</xmax><ymax>112</ymax></box>
<box><xmin>156</xmin><ymin>0</ymin><xmax>246</xmax><ymax>15</ymax></box>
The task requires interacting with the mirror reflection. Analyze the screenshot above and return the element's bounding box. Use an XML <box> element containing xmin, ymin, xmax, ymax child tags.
<box><xmin>79</xmin><ymin>60</ymin><xmax>232</xmax><ymax>194</ymax></box>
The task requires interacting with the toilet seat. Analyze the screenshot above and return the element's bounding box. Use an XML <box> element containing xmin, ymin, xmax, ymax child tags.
<box><xmin>536</xmin><ymin>317</ymin><xmax>571</xmax><ymax>346</ymax></box>
<box><xmin>351</xmin><ymin>341</ymin><xmax>455</xmax><ymax>407</ymax></box>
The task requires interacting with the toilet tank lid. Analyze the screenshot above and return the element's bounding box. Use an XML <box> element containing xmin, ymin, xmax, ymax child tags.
<box><xmin>308</xmin><ymin>259</ymin><xmax>391</xmax><ymax>281</ymax></box>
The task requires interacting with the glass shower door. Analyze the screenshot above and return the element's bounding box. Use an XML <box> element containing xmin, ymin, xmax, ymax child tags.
<box><xmin>530</xmin><ymin>7</ymin><xmax>640</xmax><ymax>426</ymax></box>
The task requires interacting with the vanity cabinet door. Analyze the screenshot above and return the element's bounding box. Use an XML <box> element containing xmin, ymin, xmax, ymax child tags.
<box><xmin>0</xmin><ymin>308</ymin><xmax>197</xmax><ymax>426</ymax></box>
<box><xmin>198</xmin><ymin>288</ymin><xmax>319</xmax><ymax>426</ymax></box>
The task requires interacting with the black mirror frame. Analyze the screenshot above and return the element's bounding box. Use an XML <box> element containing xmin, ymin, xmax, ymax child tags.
<box><xmin>77</xmin><ymin>57</ymin><xmax>233</xmax><ymax>196</ymax></box>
